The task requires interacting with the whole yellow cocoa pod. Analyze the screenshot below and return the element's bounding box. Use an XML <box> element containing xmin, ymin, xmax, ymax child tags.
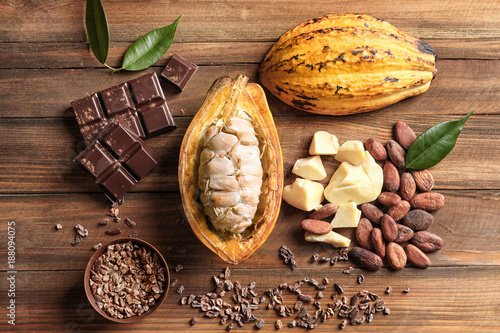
<box><xmin>259</xmin><ymin>14</ymin><xmax>437</xmax><ymax>115</ymax></box>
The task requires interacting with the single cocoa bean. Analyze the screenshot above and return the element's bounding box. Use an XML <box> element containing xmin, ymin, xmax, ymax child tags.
<box><xmin>371</xmin><ymin>228</ymin><xmax>386</xmax><ymax>258</ymax></box>
<box><xmin>381</xmin><ymin>214</ymin><xmax>398</xmax><ymax>242</ymax></box>
<box><xmin>349</xmin><ymin>247</ymin><xmax>383</xmax><ymax>271</ymax></box>
<box><xmin>393</xmin><ymin>121</ymin><xmax>417</xmax><ymax>150</ymax></box>
<box><xmin>309</xmin><ymin>203</ymin><xmax>338</xmax><ymax>220</ymax></box>
<box><xmin>399</xmin><ymin>172</ymin><xmax>416</xmax><ymax>201</ymax></box>
<box><xmin>386</xmin><ymin>140</ymin><xmax>406</xmax><ymax>169</ymax></box>
<box><xmin>410</xmin><ymin>192</ymin><xmax>445</xmax><ymax>211</ymax></box>
<box><xmin>412</xmin><ymin>231</ymin><xmax>443</xmax><ymax>252</ymax></box>
<box><xmin>411</xmin><ymin>169</ymin><xmax>434</xmax><ymax>192</ymax></box>
<box><xmin>355</xmin><ymin>218</ymin><xmax>373</xmax><ymax>250</ymax></box>
<box><xmin>402</xmin><ymin>209</ymin><xmax>434</xmax><ymax>231</ymax></box>
<box><xmin>378</xmin><ymin>192</ymin><xmax>401</xmax><ymax>207</ymax></box>
<box><xmin>360</xmin><ymin>203</ymin><xmax>383</xmax><ymax>225</ymax></box>
<box><xmin>386</xmin><ymin>242</ymin><xmax>407</xmax><ymax>270</ymax></box>
<box><xmin>383</xmin><ymin>161</ymin><xmax>400</xmax><ymax>192</ymax></box>
<box><xmin>387</xmin><ymin>200</ymin><xmax>411</xmax><ymax>221</ymax></box>
<box><xmin>394</xmin><ymin>224</ymin><xmax>414</xmax><ymax>243</ymax></box>
<box><xmin>365</xmin><ymin>138</ymin><xmax>387</xmax><ymax>161</ymax></box>
<box><xmin>301</xmin><ymin>219</ymin><xmax>333</xmax><ymax>235</ymax></box>
<box><xmin>405</xmin><ymin>244</ymin><xmax>431</xmax><ymax>268</ymax></box>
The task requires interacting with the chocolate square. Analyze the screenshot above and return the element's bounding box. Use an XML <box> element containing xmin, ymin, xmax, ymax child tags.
<box><xmin>161</xmin><ymin>54</ymin><xmax>198</xmax><ymax>91</ymax></box>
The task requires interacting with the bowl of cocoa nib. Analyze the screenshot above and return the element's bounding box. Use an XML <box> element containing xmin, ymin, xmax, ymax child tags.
<box><xmin>84</xmin><ymin>238</ymin><xmax>170</xmax><ymax>323</ymax></box>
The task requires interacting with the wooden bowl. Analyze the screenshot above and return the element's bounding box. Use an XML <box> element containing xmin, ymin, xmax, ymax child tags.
<box><xmin>84</xmin><ymin>238</ymin><xmax>170</xmax><ymax>323</ymax></box>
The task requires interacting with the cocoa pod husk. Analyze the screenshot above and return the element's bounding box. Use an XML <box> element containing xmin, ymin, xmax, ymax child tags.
<box><xmin>393</xmin><ymin>121</ymin><xmax>417</xmax><ymax>150</ymax></box>
<box><xmin>365</xmin><ymin>138</ymin><xmax>387</xmax><ymax>161</ymax></box>
<box><xmin>386</xmin><ymin>242</ymin><xmax>407</xmax><ymax>270</ymax></box>
<box><xmin>399</xmin><ymin>172</ymin><xmax>416</xmax><ymax>201</ymax></box>
<box><xmin>381</xmin><ymin>214</ymin><xmax>398</xmax><ymax>242</ymax></box>
<box><xmin>360</xmin><ymin>203</ymin><xmax>383</xmax><ymax>225</ymax></box>
<box><xmin>356</xmin><ymin>218</ymin><xmax>374</xmax><ymax>250</ymax></box>
<box><xmin>402</xmin><ymin>209</ymin><xmax>434</xmax><ymax>231</ymax></box>
<box><xmin>383</xmin><ymin>161</ymin><xmax>400</xmax><ymax>192</ymax></box>
<box><xmin>349</xmin><ymin>247</ymin><xmax>383</xmax><ymax>271</ymax></box>
<box><xmin>405</xmin><ymin>244</ymin><xmax>431</xmax><ymax>268</ymax></box>
<box><xmin>412</xmin><ymin>231</ymin><xmax>443</xmax><ymax>252</ymax></box>
<box><xmin>394</xmin><ymin>224</ymin><xmax>414</xmax><ymax>243</ymax></box>
<box><xmin>411</xmin><ymin>169</ymin><xmax>434</xmax><ymax>192</ymax></box>
<box><xmin>378</xmin><ymin>192</ymin><xmax>401</xmax><ymax>207</ymax></box>
<box><xmin>309</xmin><ymin>203</ymin><xmax>338</xmax><ymax>220</ymax></box>
<box><xmin>410</xmin><ymin>192</ymin><xmax>445</xmax><ymax>211</ymax></box>
<box><xmin>386</xmin><ymin>140</ymin><xmax>406</xmax><ymax>169</ymax></box>
<box><xmin>387</xmin><ymin>200</ymin><xmax>411</xmax><ymax>221</ymax></box>
<box><xmin>371</xmin><ymin>228</ymin><xmax>386</xmax><ymax>258</ymax></box>
<box><xmin>301</xmin><ymin>219</ymin><xmax>333</xmax><ymax>235</ymax></box>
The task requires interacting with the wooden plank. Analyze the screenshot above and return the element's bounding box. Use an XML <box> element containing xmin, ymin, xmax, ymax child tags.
<box><xmin>0</xmin><ymin>266</ymin><xmax>499</xmax><ymax>332</ymax></box>
<box><xmin>0</xmin><ymin>190</ymin><xmax>498</xmax><ymax>272</ymax></box>
<box><xmin>0</xmin><ymin>114</ymin><xmax>498</xmax><ymax>193</ymax></box>
<box><xmin>1</xmin><ymin>39</ymin><xmax>499</xmax><ymax>70</ymax></box>
<box><xmin>0</xmin><ymin>59</ymin><xmax>499</xmax><ymax>119</ymax></box>
<box><xmin>1</xmin><ymin>1</ymin><xmax>499</xmax><ymax>43</ymax></box>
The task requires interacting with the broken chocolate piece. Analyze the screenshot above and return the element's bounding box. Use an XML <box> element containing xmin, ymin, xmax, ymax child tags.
<box><xmin>161</xmin><ymin>54</ymin><xmax>198</xmax><ymax>91</ymax></box>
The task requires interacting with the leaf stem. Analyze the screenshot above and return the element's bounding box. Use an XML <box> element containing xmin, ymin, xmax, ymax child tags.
<box><xmin>103</xmin><ymin>63</ymin><xmax>120</xmax><ymax>72</ymax></box>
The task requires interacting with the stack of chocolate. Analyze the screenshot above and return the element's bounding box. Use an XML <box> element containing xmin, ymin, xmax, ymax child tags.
<box><xmin>71</xmin><ymin>56</ymin><xmax>198</xmax><ymax>203</ymax></box>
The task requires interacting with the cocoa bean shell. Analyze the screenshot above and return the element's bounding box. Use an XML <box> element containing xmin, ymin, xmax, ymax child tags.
<box><xmin>349</xmin><ymin>247</ymin><xmax>383</xmax><ymax>271</ymax></box>
<box><xmin>412</xmin><ymin>231</ymin><xmax>443</xmax><ymax>252</ymax></box>
<box><xmin>394</xmin><ymin>224</ymin><xmax>414</xmax><ymax>243</ymax></box>
<box><xmin>399</xmin><ymin>172</ymin><xmax>416</xmax><ymax>201</ymax></box>
<box><xmin>405</xmin><ymin>244</ymin><xmax>431</xmax><ymax>268</ymax></box>
<box><xmin>308</xmin><ymin>203</ymin><xmax>338</xmax><ymax>220</ymax></box>
<box><xmin>386</xmin><ymin>140</ymin><xmax>406</xmax><ymax>169</ymax></box>
<box><xmin>410</xmin><ymin>192</ymin><xmax>445</xmax><ymax>211</ymax></box>
<box><xmin>386</xmin><ymin>242</ymin><xmax>407</xmax><ymax>270</ymax></box>
<box><xmin>370</xmin><ymin>228</ymin><xmax>386</xmax><ymax>258</ymax></box>
<box><xmin>383</xmin><ymin>161</ymin><xmax>400</xmax><ymax>192</ymax></box>
<box><xmin>301</xmin><ymin>219</ymin><xmax>333</xmax><ymax>235</ymax></box>
<box><xmin>381</xmin><ymin>214</ymin><xmax>398</xmax><ymax>242</ymax></box>
<box><xmin>393</xmin><ymin>121</ymin><xmax>417</xmax><ymax>150</ymax></box>
<box><xmin>387</xmin><ymin>200</ymin><xmax>411</xmax><ymax>221</ymax></box>
<box><xmin>360</xmin><ymin>203</ymin><xmax>383</xmax><ymax>225</ymax></box>
<box><xmin>402</xmin><ymin>209</ymin><xmax>434</xmax><ymax>231</ymax></box>
<box><xmin>356</xmin><ymin>218</ymin><xmax>374</xmax><ymax>250</ymax></box>
<box><xmin>411</xmin><ymin>169</ymin><xmax>434</xmax><ymax>192</ymax></box>
<box><xmin>378</xmin><ymin>192</ymin><xmax>401</xmax><ymax>207</ymax></box>
<box><xmin>365</xmin><ymin>138</ymin><xmax>387</xmax><ymax>161</ymax></box>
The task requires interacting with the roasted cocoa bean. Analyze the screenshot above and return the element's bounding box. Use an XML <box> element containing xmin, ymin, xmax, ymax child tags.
<box><xmin>410</xmin><ymin>192</ymin><xmax>445</xmax><ymax>211</ymax></box>
<box><xmin>309</xmin><ymin>203</ymin><xmax>338</xmax><ymax>220</ymax></box>
<box><xmin>360</xmin><ymin>203</ymin><xmax>383</xmax><ymax>225</ymax></box>
<box><xmin>383</xmin><ymin>161</ymin><xmax>400</xmax><ymax>192</ymax></box>
<box><xmin>378</xmin><ymin>192</ymin><xmax>401</xmax><ymax>207</ymax></box>
<box><xmin>387</xmin><ymin>200</ymin><xmax>411</xmax><ymax>221</ymax></box>
<box><xmin>412</xmin><ymin>231</ymin><xmax>443</xmax><ymax>252</ymax></box>
<box><xmin>301</xmin><ymin>219</ymin><xmax>333</xmax><ymax>235</ymax></box>
<box><xmin>393</xmin><ymin>121</ymin><xmax>417</xmax><ymax>150</ymax></box>
<box><xmin>386</xmin><ymin>242</ymin><xmax>407</xmax><ymax>270</ymax></box>
<box><xmin>349</xmin><ymin>247</ymin><xmax>383</xmax><ymax>271</ymax></box>
<box><xmin>402</xmin><ymin>209</ymin><xmax>434</xmax><ymax>231</ymax></box>
<box><xmin>370</xmin><ymin>228</ymin><xmax>386</xmax><ymax>258</ymax></box>
<box><xmin>394</xmin><ymin>224</ymin><xmax>414</xmax><ymax>243</ymax></box>
<box><xmin>399</xmin><ymin>172</ymin><xmax>416</xmax><ymax>201</ymax></box>
<box><xmin>365</xmin><ymin>138</ymin><xmax>387</xmax><ymax>161</ymax></box>
<box><xmin>381</xmin><ymin>214</ymin><xmax>398</xmax><ymax>242</ymax></box>
<box><xmin>355</xmin><ymin>218</ymin><xmax>373</xmax><ymax>250</ymax></box>
<box><xmin>411</xmin><ymin>169</ymin><xmax>434</xmax><ymax>192</ymax></box>
<box><xmin>386</xmin><ymin>140</ymin><xmax>406</xmax><ymax>169</ymax></box>
<box><xmin>405</xmin><ymin>244</ymin><xmax>432</xmax><ymax>268</ymax></box>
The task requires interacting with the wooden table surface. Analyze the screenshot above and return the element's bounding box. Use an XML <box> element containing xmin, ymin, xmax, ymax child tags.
<box><xmin>1</xmin><ymin>1</ymin><xmax>499</xmax><ymax>332</ymax></box>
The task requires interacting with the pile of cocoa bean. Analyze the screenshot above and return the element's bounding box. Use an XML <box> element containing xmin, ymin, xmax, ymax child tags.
<box><xmin>351</xmin><ymin>121</ymin><xmax>444</xmax><ymax>271</ymax></box>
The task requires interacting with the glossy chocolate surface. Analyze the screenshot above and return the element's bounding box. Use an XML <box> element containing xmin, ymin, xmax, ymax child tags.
<box><xmin>161</xmin><ymin>54</ymin><xmax>198</xmax><ymax>91</ymax></box>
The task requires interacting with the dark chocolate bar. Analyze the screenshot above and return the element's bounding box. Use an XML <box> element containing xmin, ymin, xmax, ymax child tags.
<box><xmin>74</xmin><ymin>117</ymin><xmax>159</xmax><ymax>203</ymax></box>
<box><xmin>71</xmin><ymin>72</ymin><xmax>176</xmax><ymax>145</ymax></box>
<box><xmin>161</xmin><ymin>54</ymin><xmax>198</xmax><ymax>91</ymax></box>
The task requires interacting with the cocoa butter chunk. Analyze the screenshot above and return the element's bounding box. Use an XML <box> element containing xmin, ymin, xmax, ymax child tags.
<box><xmin>335</xmin><ymin>140</ymin><xmax>365</xmax><ymax>165</ymax></box>
<box><xmin>305</xmin><ymin>231</ymin><xmax>351</xmax><ymax>248</ymax></box>
<box><xmin>283</xmin><ymin>178</ymin><xmax>324</xmax><ymax>211</ymax></box>
<box><xmin>292</xmin><ymin>155</ymin><xmax>327</xmax><ymax>181</ymax></box>
<box><xmin>309</xmin><ymin>131</ymin><xmax>339</xmax><ymax>155</ymax></box>
<box><xmin>331</xmin><ymin>202</ymin><xmax>361</xmax><ymax>228</ymax></box>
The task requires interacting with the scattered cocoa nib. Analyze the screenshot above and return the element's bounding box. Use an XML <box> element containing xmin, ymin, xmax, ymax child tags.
<box><xmin>255</xmin><ymin>319</ymin><xmax>265</xmax><ymax>329</ymax></box>
<box><xmin>55</xmin><ymin>223</ymin><xmax>63</xmax><ymax>230</ymax></box>
<box><xmin>343</xmin><ymin>267</ymin><xmax>355</xmax><ymax>275</ymax></box>
<box><xmin>105</xmin><ymin>227</ymin><xmax>121</xmax><ymax>235</ymax></box>
<box><xmin>125</xmin><ymin>217</ymin><xmax>136</xmax><ymax>228</ymax></box>
<box><xmin>385</xmin><ymin>286</ymin><xmax>393</xmax><ymax>294</ymax></box>
<box><xmin>128</xmin><ymin>231</ymin><xmax>139</xmax><ymax>238</ymax></box>
<box><xmin>279</xmin><ymin>245</ymin><xmax>296</xmax><ymax>270</ymax></box>
<box><xmin>275</xmin><ymin>319</ymin><xmax>283</xmax><ymax>329</ymax></box>
<box><xmin>357</xmin><ymin>274</ymin><xmax>365</xmax><ymax>284</ymax></box>
<box><xmin>92</xmin><ymin>243</ymin><xmax>102</xmax><ymax>251</ymax></box>
<box><xmin>403</xmin><ymin>287</ymin><xmax>411</xmax><ymax>294</ymax></box>
<box><xmin>176</xmin><ymin>286</ymin><xmax>185</xmax><ymax>294</ymax></box>
<box><xmin>175</xmin><ymin>264</ymin><xmax>184</xmax><ymax>273</ymax></box>
<box><xmin>114</xmin><ymin>216</ymin><xmax>121</xmax><ymax>223</ymax></box>
<box><xmin>108</xmin><ymin>207</ymin><xmax>119</xmax><ymax>217</ymax></box>
<box><xmin>89</xmin><ymin>241</ymin><xmax>166</xmax><ymax>319</ymax></box>
<box><xmin>190</xmin><ymin>316</ymin><xmax>197</xmax><ymax>325</ymax></box>
<box><xmin>98</xmin><ymin>218</ymin><xmax>109</xmax><ymax>226</ymax></box>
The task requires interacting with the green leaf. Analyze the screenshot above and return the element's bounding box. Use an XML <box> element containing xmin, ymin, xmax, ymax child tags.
<box><xmin>120</xmin><ymin>15</ymin><xmax>182</xmax><ymax>71</ymax></box>
<box><xmin>85</xmin><ymin>0</ymin><xmax>110</xmax><ymax>64</ymax></box>
<box><xmin>406</xmin><ymin>110</ymin><xmax>474</xmax><ymax>170</ymax></box>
